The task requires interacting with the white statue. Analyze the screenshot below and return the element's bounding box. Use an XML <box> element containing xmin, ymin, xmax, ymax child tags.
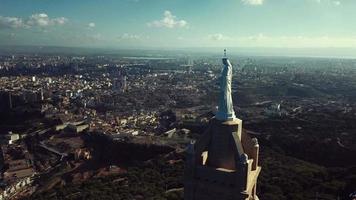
<box><xmin>215</xmin><ymin>49</ymin><xmax>236</xmax><ymax>121</ymax></box>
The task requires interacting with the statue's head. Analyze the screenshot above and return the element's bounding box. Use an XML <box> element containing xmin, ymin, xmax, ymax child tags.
<box><xmin>222</xmin><ymin>58</ymin><xmax>230</xmax><ymax>66</ymax></box>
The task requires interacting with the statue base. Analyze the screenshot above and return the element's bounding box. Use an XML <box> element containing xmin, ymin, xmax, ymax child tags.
<box><xmin>215</xmin><ymin>111</ymin><xmax>236</xmax><ymax>121</ymax></box>
<box><xmin>184</xmin><ymin>116</ymin><xmax>261</xmax><ymax>200</ymax></box>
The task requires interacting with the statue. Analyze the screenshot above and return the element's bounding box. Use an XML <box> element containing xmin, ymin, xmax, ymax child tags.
<box><xmin>216</xmin><ymin>49</ymin><xmax>236</xmax><ymax>121</ymax></box>
<box><xmin>184</xmin><ymin>50</ymin><xmax>261</xmax><ymax>200</ymax></box>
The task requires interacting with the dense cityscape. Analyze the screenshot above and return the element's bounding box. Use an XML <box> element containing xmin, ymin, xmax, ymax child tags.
<box><xmin>0</xmin><ymin>48</ymin><xmax>355</xmax><ymax>199</ymax></box>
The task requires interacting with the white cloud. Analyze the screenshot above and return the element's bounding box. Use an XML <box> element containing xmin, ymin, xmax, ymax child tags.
<box><xmin>312</xmin><ymin>0</ymin><xmax>341</xmax><ymax>6</ymax></box>
<box><xmin>333</xmin><ymin>1</ymin><xmax>341</xmax><ymax>6</ymax></box>
<box><xmin>0</xmin><ymin>16</ymin><xmax>25</xmax><ymax>29</ymax></box>
<box><xmin>117</xmin><ymin>33</ymin><xmax>141</xmax><ymax>40</ymax></box>
<box><xmin>241</xmin><ymin>0</ymin><xmax>264</xmax><ymax>6</ymax></box>
<box><xmin>147</xmin><ymin>10</ymin><xmax>187</xmax><ymax>28</ymax></box>
<box><xmin>248</xmin><ymin>33</ymin><xmax>267</xmax><ymax>41</ymax></box>
<box><xmin>53</xmin><ymin>17</ymin><xmax>67</xmax><ymax>25</ymax></box>
<box><xmin>27</xmin><ymin>13</ymin><xmax>68</xmax><ymax>27</ymax></box>
<box><xmin>208</xmin><ymin>33</ymin><xmax>266</xmax><ymax>42</ymax></box>
<box><xmin>88</xmin><ymin>22</ymin><xmax>96</xmax><ymax>28</ymax></box>
<box><xmin>0</xmin><ymin>13</ymin><xmax>68</xmax><ymax>29</ymax></box>
<box><xmin>205</xmin><ymin>34</ymin><xmax>356</xmax><ymax>48</ymax></box>
<box><xmin>209</xmin><ymin>33</ymin><xmax>227</xmax><ymax>41</ymax></box>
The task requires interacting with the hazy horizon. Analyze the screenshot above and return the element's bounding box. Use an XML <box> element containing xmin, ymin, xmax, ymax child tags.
<box><xmin>1</xmin><ymin>44</ymin><xmax>356</xmax><ymax>59</ymax></box>
<box><xmin>1</xmin><ymin>0</ymin><xmax>356</xmax><ymax>58</ymax></box>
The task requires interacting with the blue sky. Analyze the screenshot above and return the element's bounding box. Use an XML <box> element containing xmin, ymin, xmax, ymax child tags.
<box><xmin>0</xmin><ymin>0</ymin><xmax>356</xmax><ymax>49</ymax></box>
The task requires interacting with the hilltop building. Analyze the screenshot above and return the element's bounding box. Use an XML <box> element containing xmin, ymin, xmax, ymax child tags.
<box><xmin>184</xmin><ymin>50</ymin><xmax>261</xmax><ymax>200</ymax></box>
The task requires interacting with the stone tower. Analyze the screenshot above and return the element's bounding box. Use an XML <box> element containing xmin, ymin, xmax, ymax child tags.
<box><xmin>184</xmin><ymin>50</ymin><xmax>261</xmax><ymax>200</ymax></box>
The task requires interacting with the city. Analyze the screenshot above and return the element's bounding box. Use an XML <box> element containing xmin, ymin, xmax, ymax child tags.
<box><xmin>1</xmin><ymin>0</ymin><xmax>356</xmax><ymax>200</ymax></box>
<box><xmin>0</xmin><ymin>49</ymin><xmax>355</xmax><ymax>199</ymax></box>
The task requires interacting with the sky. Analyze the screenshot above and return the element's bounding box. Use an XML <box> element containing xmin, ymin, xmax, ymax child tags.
<box><xmin>1</xmin><ymin>0</ymin><xmax>356</xmax><ymax>50</ymax></box>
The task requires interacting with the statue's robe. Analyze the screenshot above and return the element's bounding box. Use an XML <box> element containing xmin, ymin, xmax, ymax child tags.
<box><xmin>216</xmin><ymin>58</ymin><xmax>236</xmax><ymax>121</ymax></box>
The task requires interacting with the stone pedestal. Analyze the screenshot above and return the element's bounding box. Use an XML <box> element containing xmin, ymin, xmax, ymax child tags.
<box><xmin>206</xmin><ymin>118</ymin><xmax>243</xmax><ymax>170</ymax></box>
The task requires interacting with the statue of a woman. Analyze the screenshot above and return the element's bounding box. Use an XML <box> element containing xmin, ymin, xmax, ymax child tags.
<box><xmin>215</xmin><ymin>50</ymin><xmax>236</xmax><ymax>121</ymax></box>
